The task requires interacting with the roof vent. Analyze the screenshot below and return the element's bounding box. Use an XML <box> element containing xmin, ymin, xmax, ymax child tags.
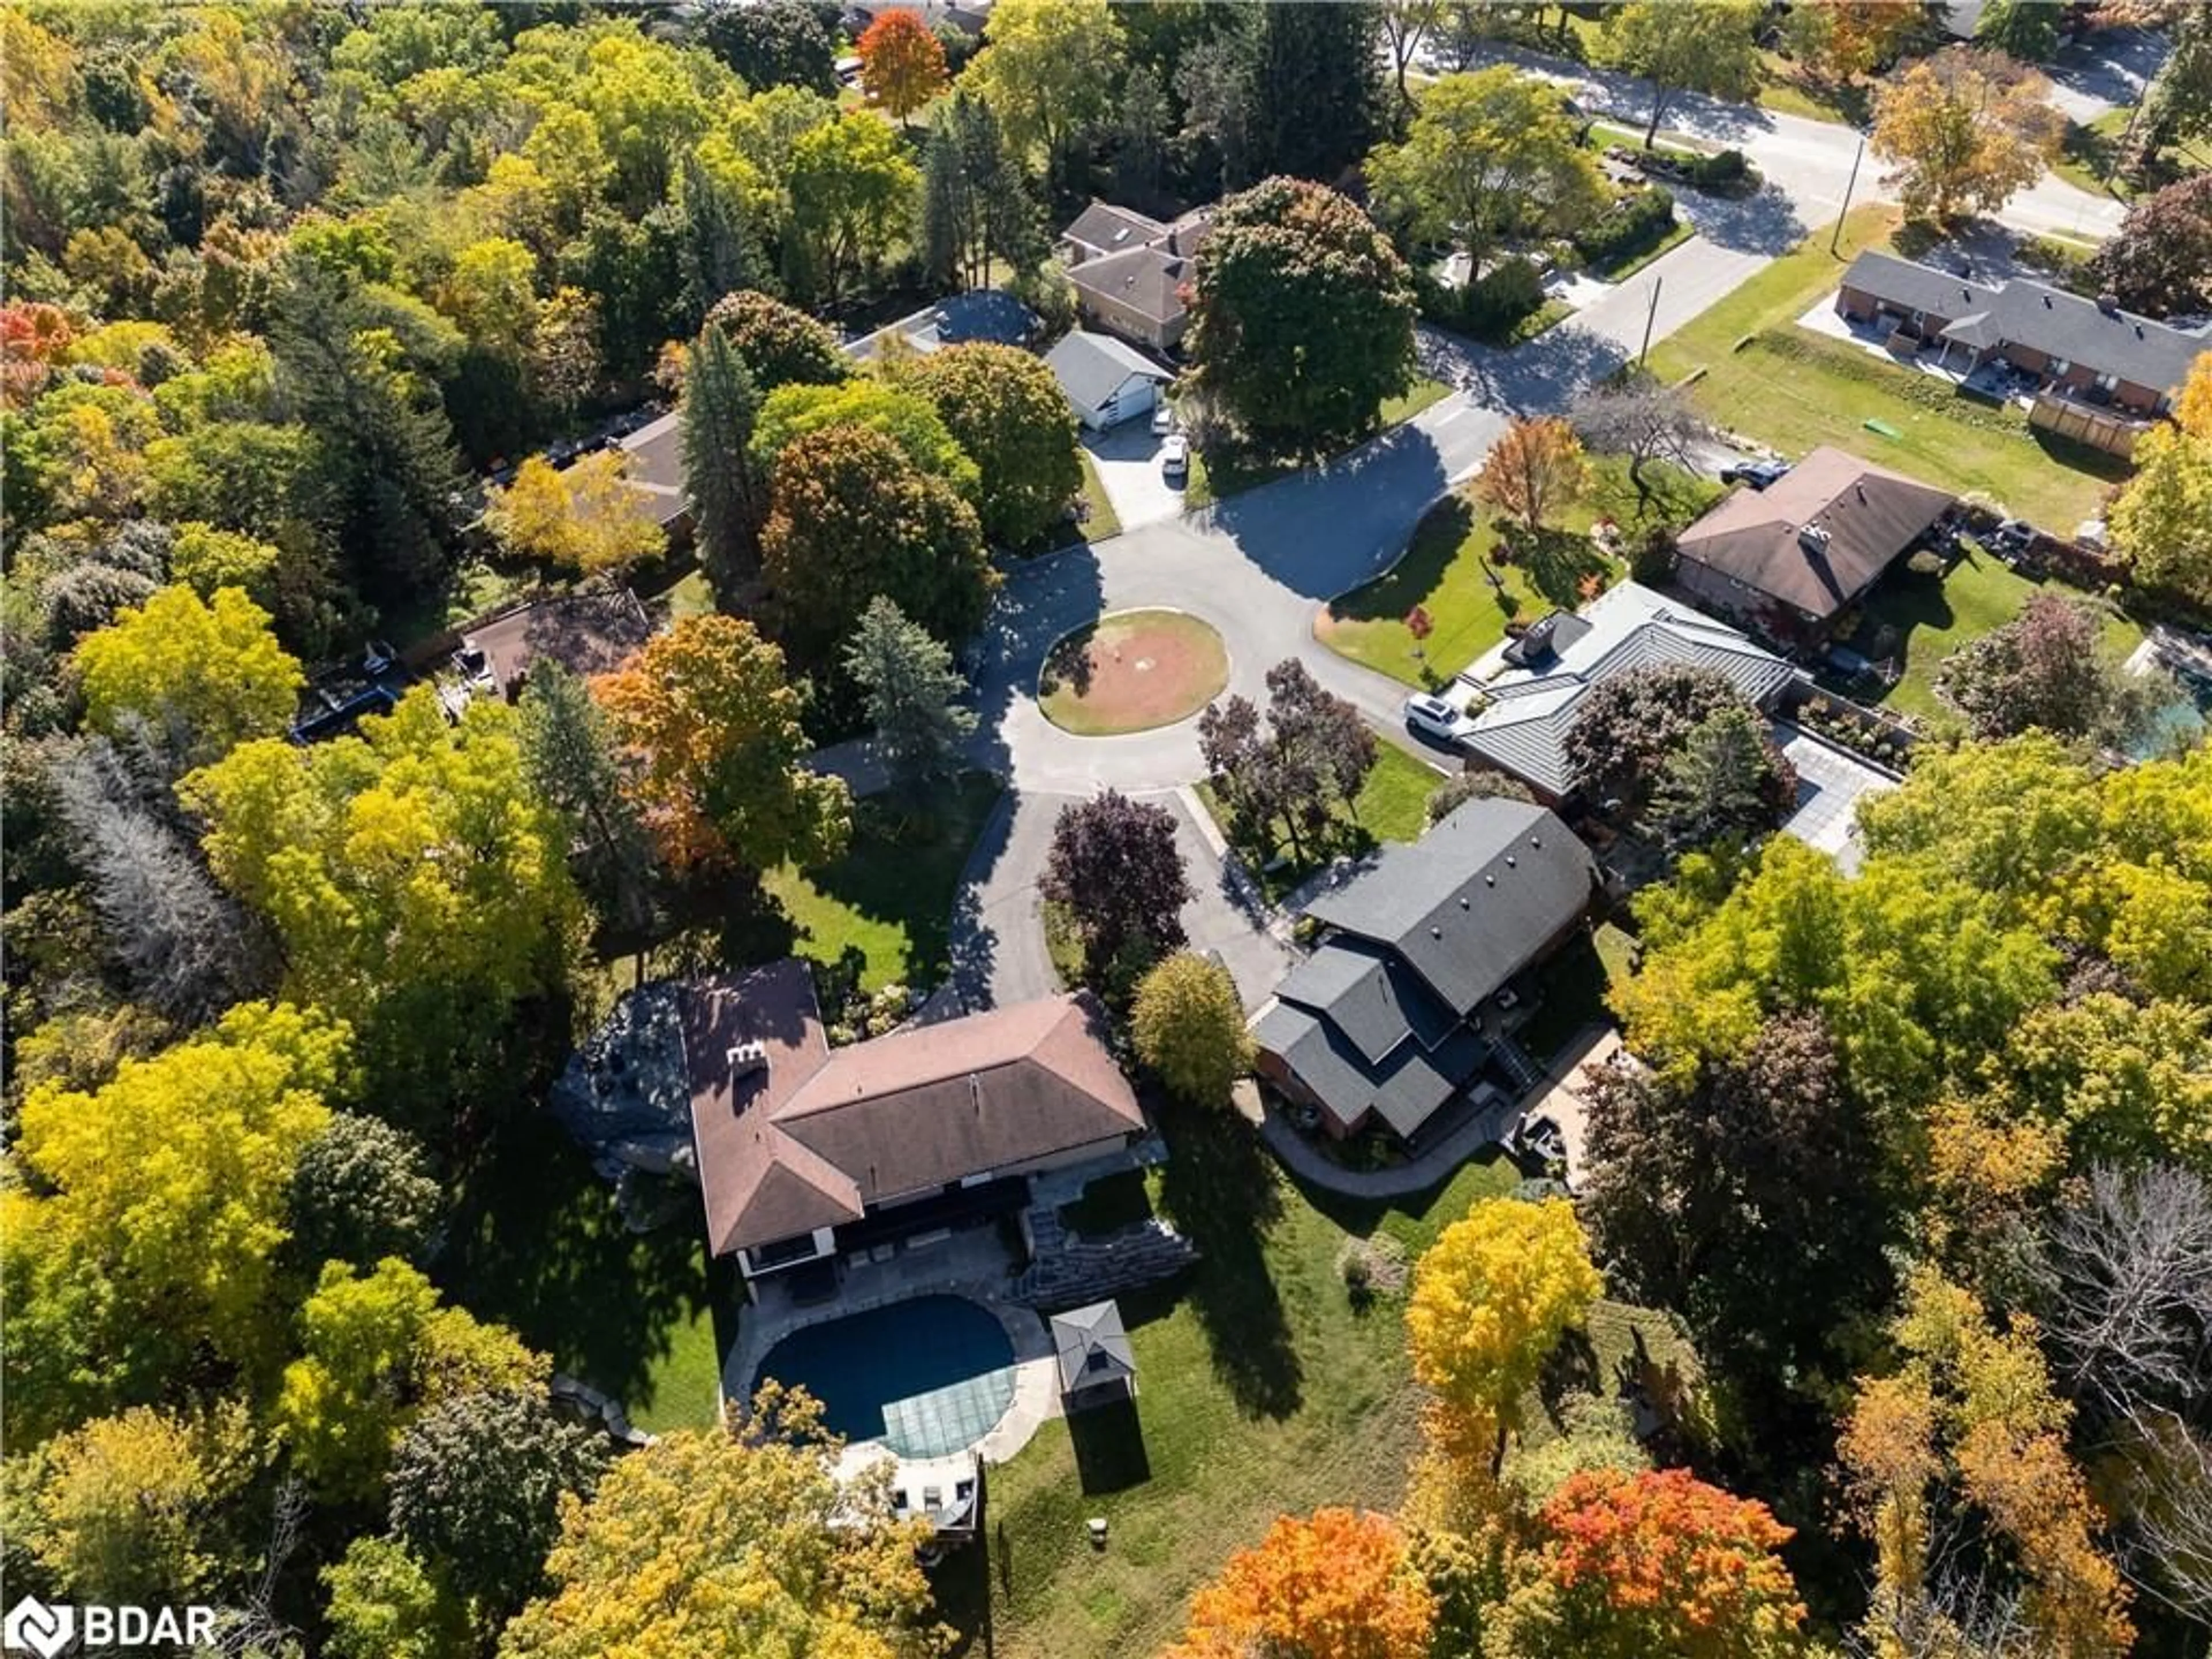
<box><xmin>2135</xmin><ymin>323</ymin><xmax>2145</xmax><ymax>339</ymax></box>
<box><xmin>1459</xmin><ymin>896</ymin><xmax>1471</xmax><ymax>910</ymax></box>
<box><xmin>728</xmin><ymin>1040</ymin><xmax>769</xmax><ymax>1079</ymax></box>
<box><xmin>1429</xmin><ymin>926</ymin><xmax>1442</xmax><ymax>940</ymax></box>
<box><xmin>1504</xmin><ymin>854</ymin><xmax>1517</xmax><ymax>868</ymax></box>
<box><xmin>1530</xmin><ymin>835</ymin><xmax>1542</xmax><ymax>849</ymax></box>
<box><xmin>2043</xmin><ymin>294</ymin><xmax>2054</xmax><ymax>308</ymax></box>
<box><xmin>1485</xmin><ymin>874</ymin><xmax>1496</xmax><ymax>886</ymax></box>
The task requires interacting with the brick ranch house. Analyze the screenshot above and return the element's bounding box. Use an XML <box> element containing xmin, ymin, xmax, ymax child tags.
<box><xmin>1836</xmin><ymin>250</ymin><xmax>2207</xmax><ymax>454</ymax></box>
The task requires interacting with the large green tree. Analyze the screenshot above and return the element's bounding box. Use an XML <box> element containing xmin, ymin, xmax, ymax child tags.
<box><xmin>918</xmin><ymin>92</ymin><xmax>1044</xmax><ymax>291</ymax></box>
<box><xmin>388</xmin><ymin>1388</ymin><xmax>610</xmax><ymax>1623</ymax></box>
<box><xmin>965</xmin><ymin>0</ymin><xmax>1127</xmax><ymax>164</ymax></box>
<box><xmin>1599</xmin><ymin>1</ymin><xmax>1765</xmax><ymax>147</ymax></box>
<box><xmin>1369</xmin><ymin>69</ymin><xmax>1606</xmax><ymax>286</ymax></box>
<box><xmin>1187</xmin><ymin>176</ymin><xmax>1416</xmax><ymax>450</ymax></box>
<box><xmin>898</xmin><ymin>342</ymin><xmax>1080</xmax><ymax>547</ymax></box>
<box><xmin>517</xmin><ymin>658</ymin><xmax>656</xmax><ymax>938</ymax></box>
<box><xmin>751</xmin><ymin>378</ymin><xmax>980</xmax><ymax>499</ymax></box>
<box><xmin>1132</xmin><ymin>951</ymin><xmax>1251</xmax><ymax>1107</ymax></box>
<box><xmin>1246</xmin><ymin>2</ymin><xmax>1384</xmax><ymax>184</ymax></box>
<box><xmin>759</xmin><ymin>422</ymin><xmax>996</xmax><ymax>673</ymax></box>
<box><xmin>706</xmin><ymin>289</ymin><xmax>852</xmax><ymax>391</ymax></box>
<box><xmin>785</xmin><ymin>111</ymin><xmax>919</xmax><ymax>307</ymax></box>
<box><xmin>72</xmin><ymin>584</ymin><xmax>303</xmax><ymax>765</ymax></box>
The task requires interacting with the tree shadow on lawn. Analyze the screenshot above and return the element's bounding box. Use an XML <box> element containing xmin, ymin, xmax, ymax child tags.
<box><xmin>1152</xmin><ymin>1100</ymin><xmax>1304</xmax><ymax>1420</ymax></box>
<box><xmin>442</xmin><ymin>1116</ymin><xmax>728</xmax><ymax>1418</ymax></box>
<box><xmin>1500</xmin><ymin>525</ymin><xmax>1614</xmax><ymax>609</ymax></box>
<box><xmin>1330</xmin><ymin>496</ymin><xmax>1478</xmax><ymax>624</ymax></box>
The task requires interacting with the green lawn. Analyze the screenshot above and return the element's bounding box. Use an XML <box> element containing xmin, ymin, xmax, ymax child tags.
<box><xmin>2052</xmin><ymin>107</ymin><xmax>2211</xmax><ymax>200</ymax></box>
<box><xmin>1319</xmin><ymin>458</ymin><xmax>1717</xmax><ymax>689</ymax></box>
<box><xmin>444</xmin><ymin>1120</ymin><xmax>730</xmax><ymax>1433</ymax></box>
<box><xmin>1845</xmin><ymin>547</ymin><xmax>2146</xmax><ymax>722</ymax></box>
<box><xmin>1648</xmin><ymin>205</ymin><xmax>2131</xmax><ymax>528</ymax></box>
<box><xmin>1193</xmin><ymin>743</ymin><xmax>1444</xmax><ymax>902</ymax></box>
<box><xmin>1380</xmin><ymin>376</ymin><xmax>1454</xmax><ymax>427</ymax></box>
<box><xmin>762</xmin><ymin>772</ymin><xmax>1005</xmax><ymax>993</ymax></box>
<box><xmin>932</xmin><ymin>1114</ymin><xmax>1522</xmax><ymax>1659</ymax></box>
<box><xmin>1517</xmin><ymin>921</ymin><xmax>1639</xmax><ymax>1065</ymax></box>
<box><xmin>1038</xmin><ymin>449</ymin><xmax>1123</xmax><ymax>551</ymax></box>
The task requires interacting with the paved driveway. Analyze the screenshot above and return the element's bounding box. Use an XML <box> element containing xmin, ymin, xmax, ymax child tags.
<box><xmin>1084</xmin><ymin>421</ymin><xmax>1187</xmax><ymax>532</ymax></box>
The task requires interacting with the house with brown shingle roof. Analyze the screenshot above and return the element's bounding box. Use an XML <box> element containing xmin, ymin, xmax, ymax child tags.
<box><xmin>683</xmin><ymin>960</ymin><xmax>1145</xmax><ymax>1285</ymax></box>
<box><xmin>1672</xmin><ymin>447</ymin><xmax>1955</xmax><ymax>639</ymax></box>
<box><xmin>1056</xmin><ymin>198</ymin><xmax>1216</xmax><ymax>353</ymax></box>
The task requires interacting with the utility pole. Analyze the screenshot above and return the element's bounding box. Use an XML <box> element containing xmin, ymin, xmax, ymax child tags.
<box><xmin>1638</xmin><ymin>274</ymin><xmax>1662</xmax><ymax>368</ymax></box>
<box><xmin>1831</xmin><ymin>132</ymin><xmax>1867</xmax><ymax>255</ymax></box>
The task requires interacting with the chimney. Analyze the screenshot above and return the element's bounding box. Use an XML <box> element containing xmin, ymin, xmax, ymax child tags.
<box><xmin>1799</xmin><ymin>522</ymin><xmax>1832</xmax><ymax>556</ymax></box>
<box><xmin>2097</xmin><ymin>292</ymin><xmax>2120</xmax><ymax>316</ymax></box>
<box><xmin>728</xmin><ymin>1040</ymin><xmax>770</xmax><ymax>1080</ymax></box>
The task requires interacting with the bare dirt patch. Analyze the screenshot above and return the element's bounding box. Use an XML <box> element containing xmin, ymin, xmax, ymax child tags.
<box><xmin>1037</xmin><ymin>609</ymin><xmax>1230</xmax><ymax>736</ymax></box>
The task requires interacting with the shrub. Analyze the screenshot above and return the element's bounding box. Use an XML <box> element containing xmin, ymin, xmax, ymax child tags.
<box><xmin>1571</xmin><ymin>187</ymin><xmax>1677</xmax><ymax>270</ymax></box>
<box><xmin>1687</xmin><ymin>147</ymin><xmax>1747</xmax><ymax>188</ymax></box>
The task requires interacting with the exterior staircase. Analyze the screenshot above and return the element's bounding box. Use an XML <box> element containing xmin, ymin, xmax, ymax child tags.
<box><xmin>1011</xmin><ymin>1216</ymin><xmax>1199</xmax><ymax>1312</ymax></box>
<box><xmin>1493</xmin><ymin>1032</ymin><xmax>1544</xmax><ymax>1094</ymax></box>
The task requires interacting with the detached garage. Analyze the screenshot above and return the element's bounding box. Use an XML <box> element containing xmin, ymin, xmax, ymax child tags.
<box><xmin>1045</xmin><ymin>329</ymin><xmax>1172</xmax><ymax>431</ymax></box>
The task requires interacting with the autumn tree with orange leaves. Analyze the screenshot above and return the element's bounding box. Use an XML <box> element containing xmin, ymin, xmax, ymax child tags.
<box><xmin>1165</xmin><ymin>1508</ymin><xmax>1435</xmax><ymax>1659</ymax></box>
<box><xmin>1482</xmin><ymin>1467</ymin><xmax>1808</xmax><ymax>1659</ymax></box>
<box><xmin>1840</xmin><ymin>1267</ymin><xmax>2133</xmax><ymax>1659</ymax></box>
<box><xmin>1472</xmin><ymin>416</ymin><xmax>1589</xmax><ymax>533</ymax></box>
<box><xmin>591</xmin><ymin>614</ymin><xmax>851</xmax><ymax>876</ymax></box>
<box><xmin>858</xmin><ymin>10</ymin><xmax>948</xmax><ymax>124</ymax></box>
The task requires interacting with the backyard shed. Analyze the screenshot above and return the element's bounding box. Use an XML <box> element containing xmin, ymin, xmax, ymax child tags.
<box><xmin>1052</xmin><ymin>1300</ymin><xmax>1137</xmax><ymax>1406</ymax></box>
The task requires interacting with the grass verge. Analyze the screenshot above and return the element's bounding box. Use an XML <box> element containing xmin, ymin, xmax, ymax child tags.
<box><xmin>1037</xmin><ymin>609</ymin><xmax>1230</xmax><ymax>736</ymax></box>
<box><xmin>1193</xmin><ymin>744</ymin><xmax>1443</xmax><ymax>903</ymax></box>
<box><xmin>1187</xmin><ymin>379</ymin><xmax>1453</xmax><ymax>509</ymax></box>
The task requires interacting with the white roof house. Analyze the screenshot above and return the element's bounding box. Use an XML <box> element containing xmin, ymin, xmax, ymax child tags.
<box><xmin>1043</xmin><ymin>330</ymin><xmax>1172</xmax><ymax>430</ymax></box>
<box><xmin>1449</xmin><ymin>582</ymin><xmax>1797</xmax><ymax>801</ymax></box>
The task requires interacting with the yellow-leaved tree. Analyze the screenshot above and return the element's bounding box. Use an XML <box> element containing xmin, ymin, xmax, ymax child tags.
<box><xmin>484</xmin><ymin>453</ymin><xmax>665</xmax><ymax>575</ymax></box>
<box><xmin>2</xmin><ymin>1003</ymin><xmax>351</xmax><ymax>1440</ymax></box>
<box><xmin>499</xmin><ymin>1385</ymin><xmax>937</xmax><ymax>1659</ymax></box>
<box><xmin>73</xmin><ymin>583</ymin><xmax>302</xmax><ymax>764</ymax></box>
<box><xmin>1407</xmin><ymin>1195</ymin><xmax>1604</xmax><ymax>1472</ymax></box>
<box><xmin>1840</xmin><ymin>1268</ymin><xmax>2133</xmax><ymax>1659</ymax></box>
<box><xmin>1872</xmin><ymin>45</ymin><xmax>2064</xmax><ymax>224</ymax></box>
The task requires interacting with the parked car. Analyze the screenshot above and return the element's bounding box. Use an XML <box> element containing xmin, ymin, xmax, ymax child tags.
<box><xmin>1720</xmin><ymin>457</ymin><xmax>1791</xmax><ymax>490</ymax></box>
<box><xmin>1404</xmin><ymin>692</ymin><xmax>1462</xmax><ymax>741</ymax></box>
<box><xmin>1160</xmin><ymin>434</ymin><xmax>1190</xmax><ymax>475</ymax></box>
<box><xmin>1151</xmin><ymin>402</ymin><xmax>1176</xmax><ymax>437</ymax></box>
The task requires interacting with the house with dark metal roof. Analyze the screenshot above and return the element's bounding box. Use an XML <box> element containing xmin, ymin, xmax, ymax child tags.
<box><xmin>680</xmin><ymin>960</ymin><xmax>1145</xmax><ymax>1286</ymax></box>
<box><xmin>1250</xmin><ymin>798</ymin><xmax>1599</xmax><ymax>1142</ymax></box>
<box><xmin>1837</xmin><ymin>250</ymin><xmax>2207</xmax><ymax>445</ymax></box>
<box><xmin>1672</xmin><ymin>446</ymin><xmax>1955</xmax><ymax>638</ymax></box>
<box><xmin>1452</xmin><ymin>582</ymin><xmax>1797</xmax><ymax>803</ymax></box>
<box><xmin>1056</xmin><ymin>198</ymin><xmax>1216</xmax><ymax>352</ymax></box>
<box><xmin>844</xmin><ymin>288</ymin><xmax>1041</xmax><ymax>364</ymax></box>
<box><xmin>455</xmin><ymin>585</ymin><xmax>654</xmax><ymax>701</ymax></box>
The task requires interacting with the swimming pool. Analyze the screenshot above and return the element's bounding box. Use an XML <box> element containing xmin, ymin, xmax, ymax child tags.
<box><xmin>758</xmin><ymin>1294</ymin><xmax>1017</xmax><ymax>1458</ymax></box>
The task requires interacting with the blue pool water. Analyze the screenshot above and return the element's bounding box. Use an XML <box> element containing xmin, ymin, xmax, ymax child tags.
<box><xmin>759</xmin><ymin>1294</ymin><xmax>1017</xmax><ymax>1457</ymax></box>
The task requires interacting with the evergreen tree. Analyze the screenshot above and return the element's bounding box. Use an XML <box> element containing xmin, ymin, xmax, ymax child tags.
<box><xmin>517</xmin><ymin>658</ymin><xmax>656</xmax><ymax>937</ymax></box>
<box><xmin>841</xmin><ymin>596</ymin><xmax>978</xmax><ymax>790</ymax></box>
<box><xmin>679</xmin><ymin>325</ymin><xmax>767</xmax><ymax>607</ymax></box>
<box><xmin>919</xmin><ymin>93</ymin><xmax>1042</xmax><ymax>292</ymax></box>
<box><xmin>1249</xmin><ymin>3</ymin><xmax>1383</xmax><ymax>183</ymax></box>
<box><xmin>677</xmin><ymin>153</ymin><xmax>760</xmax><ymax>328</ymax></box>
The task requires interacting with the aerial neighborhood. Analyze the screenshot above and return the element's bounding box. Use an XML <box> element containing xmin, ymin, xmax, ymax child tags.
<box><xmin>8</xmin><ymin>2</ymin><xmax>2212</xmax><ymax>1657</ymax></box>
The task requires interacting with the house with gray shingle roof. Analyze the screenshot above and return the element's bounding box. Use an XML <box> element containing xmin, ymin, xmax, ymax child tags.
<box><xmin>1044</xmin><ymin>329</ymin><xmax>1172</xmax><ymax>430</ymax></box>
<box><xmin>1838</xmin><ymin>249</ymin><xmax>2206</xmax><ymax>419</ymax></box>
<box><xmin>1251</xmin><ymin>798</ymin><xmax>1599</xmax><ymax>1142</ymax></box>
<box><xmin>1057</xmin><ymin>198</ymin><xmax>1217</xmax><ymax>352</ymax></box>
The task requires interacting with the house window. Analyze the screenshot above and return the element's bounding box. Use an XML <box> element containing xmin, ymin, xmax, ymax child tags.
<box><xmin>2094</xmin><ymin>371</ymin><xmax>2119</xmax><ymax>392</ymax></box>
<box><xmin>2050</xmin><ymin>357</ymin><xmax>2071</xmax><ymax>376</ymax></box>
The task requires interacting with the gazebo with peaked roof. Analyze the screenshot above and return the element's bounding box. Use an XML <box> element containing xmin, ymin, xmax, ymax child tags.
<box><xmin>1052</xmin><ymin>1300</ymin><xmax>1137</xmax><ymax>1408</ymax></box>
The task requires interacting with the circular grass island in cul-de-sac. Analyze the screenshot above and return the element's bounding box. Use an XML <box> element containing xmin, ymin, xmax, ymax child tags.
<box><xmin>1037</xmin><ymin>608</ymin><xmax>1230</xmax><ymax>736</ymax></box>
